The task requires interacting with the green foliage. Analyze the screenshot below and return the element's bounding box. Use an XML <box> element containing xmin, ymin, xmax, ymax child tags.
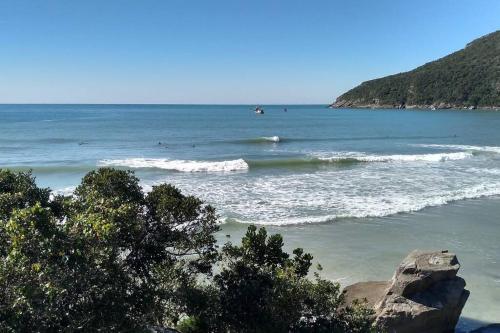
<box><xmin>0</xmin><ymin>168</ymin><xmax>372</xmax><ymax>332</ymax></box>
<box><xmin>0</xmin><ymin>169</ymin><xmax>51</xmax><ymax>220</ymax></box>
<box><xmin>336</xmin><ymin>30</ymin><xmax>500</xmax><ymax>107</ymax></box>
<box><xmin>177</xmin><ymin>316</ymin><xmax>205</xmax><ymax>333</ymax></box>
<box><xmin>0</xmin><ymin>168</ymin><xmax>219</xmax><ymax>332</ymax></box>
<box><xmin>183</xmin><ymin>225</ymin><xmax>374</xmax><ymax>333</ymax></box>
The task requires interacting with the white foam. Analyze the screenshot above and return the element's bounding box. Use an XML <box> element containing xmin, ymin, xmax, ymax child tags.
<box><xmin>52</xmin><ymin>178</ymin><xmax>500</xmax><ymax>226</ymax></box>
<box><xmin>51</xmin><ymin>186</ymin><xmax>76</xmax><ymax>197</ymax></box>
<box><xmin>415</xmin><ymin>144</ymin><xmax>500</xmax><ymax>154</ymax></box>
<box><xmin>98</xmin><ymin>158</ymin><xmax>249</xmax><ymax>173</ymax></box>
<box><xmin>316</xmin><ymin>151</ymin><xmax>473</xmax><ymax>163</ymax></box>
<box><xmin>85</xmin><ymin>147</ymin><xmax>500</xmax><ymax>226</ymax></box>
<box><xmin>262</xmin><ymin>136</ymin><xmax>280</xmax><ymax>142</ymax></box>
<box><xmin>467</xmin><ymin>168</ymin><xmax>500</xmax><ymax>175</ymax></box>
<box><xmin>225</xmin><ymin>182</ymin><xmax>500</xmax><ymax>225</ymax></box>
<box><xmin>155</xmin><ymin>146</ymin><xmax>500</xmax><ymax>226</ymax></box>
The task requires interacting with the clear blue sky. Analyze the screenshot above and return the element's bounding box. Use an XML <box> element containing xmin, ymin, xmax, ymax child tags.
<box><xmin>0</xmin><ymin>0</ymin><xmax>499</xmax><ymax>104</ymax></box>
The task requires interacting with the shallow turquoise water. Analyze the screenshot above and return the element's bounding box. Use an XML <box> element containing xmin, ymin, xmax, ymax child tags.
<box><xmin>220</xmin><ymin>197</ymin><xmax>500</xmax><ymax>331</ymax></box>
<box><xmin>1</xmin><ymin>104</ymin><xmax>499</xmax><ymax>329</ymax></box>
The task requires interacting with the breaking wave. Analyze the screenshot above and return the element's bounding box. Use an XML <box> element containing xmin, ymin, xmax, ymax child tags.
<box><xmin>225</xmin><ymin>135</ymin><xmax>459</xmax><ymax>145</ymax></box>
<box><xmin>98</xmin><ymin>158</ymin><xmax>249</xmax><ymax>172</ymax></box>
<box><xmin>224</xmin><ymin>182</ymin><xmax>500</xmax><ymax>225</ymax></box>
<box><xmin>98</xmin><ymin>152</ymin><xmax>473</xmax><ymax>173</ymax></box>
<box><xmin>315</xmin><ymin>151</ymin><xmax>473</xmax><ymax>163</ymax></box>
<box><xmin>415</xmin><ymin>144</ymin><xmax>500</xmax><ymax>154</ymax></box>
<box><xmin>230</xmin><ymin>136</ymin><xmax>282</xmax><ymax>144</ymax></box>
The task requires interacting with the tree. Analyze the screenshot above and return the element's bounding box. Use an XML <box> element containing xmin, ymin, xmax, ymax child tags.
<box><xmin>183</xmin><ymin>225</ymin><xmax>373</xmax><ymax>333</ymax></box>
<box><xmin>0</xmin><ymin>168</ymin><xmax>371</xmax><ymax>332</ymax></box>
<box><xmin>0</xmin><ymin>168</ymin><xmax>219</xmax><ymax>332</ymax></box>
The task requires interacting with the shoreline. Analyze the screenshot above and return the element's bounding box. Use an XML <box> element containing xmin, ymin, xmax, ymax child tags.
<box><xmin>329</xmin><ymin>103</ymin><xmax>500</xmax><ymax>111</ymax></box>
<box><xmin>217</xmin><ymin>195</ymin><xmax>500</xmax><ymax>332</ymax></box>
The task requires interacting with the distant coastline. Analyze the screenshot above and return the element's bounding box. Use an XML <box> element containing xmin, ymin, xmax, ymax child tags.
<box><xmin>328</xmin><ymin>103</ymin><xmax>500</xmax><ymax>111</ymax></box>
<box><xmin>330</xmin><ymin>31</ymin><xmax>500</xmax><ymax>111</ymax></box>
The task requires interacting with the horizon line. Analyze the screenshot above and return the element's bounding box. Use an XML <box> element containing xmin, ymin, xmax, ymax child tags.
<box><xmin>0</xmin><ymin>102</ymin><xmax>330</xmax><ymax>106</ymax></box>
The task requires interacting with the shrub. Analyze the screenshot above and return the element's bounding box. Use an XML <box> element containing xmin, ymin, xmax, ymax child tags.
<box><xmin>0</xmin><ymin>168</ymin><xmax>372</xmax><ymax>332</ymax></box>
<box><xmin>184</xmin><ymin>225</ymin><xmax>374</xmax><ymax>333</ymax></box>
<box><xmin>0</xmin><ymin>168</ymin><xmax>219</xmax><ymax>332</ymax></box>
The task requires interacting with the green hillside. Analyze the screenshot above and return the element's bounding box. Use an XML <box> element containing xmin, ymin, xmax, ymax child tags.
<box><xmin>332</xmin><ymin>30</ymin><xmax>500</xmax><ymax>109</ymax></box>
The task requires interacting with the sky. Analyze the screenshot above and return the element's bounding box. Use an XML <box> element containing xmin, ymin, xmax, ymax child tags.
<box><xmin>0</xmin><ymin>0</ymin><xmax>499</xmax><ymax>104</ymax></box>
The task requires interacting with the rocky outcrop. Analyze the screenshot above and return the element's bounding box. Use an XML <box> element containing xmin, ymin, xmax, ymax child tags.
<box><xmin>330</xmin><ymin>31</ymin><xmax>500</xmax><ymax>110</ymax></box>
<box><xmin>343</xmin><ymin>250</ymin><xmax>469</xmax><ymax>333</ymax></box>
<box><xmin>329</xmin><ymin>101</ymin><xmax>494</xmax><ymax>110</ymax></box>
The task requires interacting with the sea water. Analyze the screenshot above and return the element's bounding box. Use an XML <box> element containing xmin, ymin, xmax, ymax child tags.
<box><xmin>1</xmin><ymin>104</ymin><xmax>499</xmax><ymax>330</ymax></box>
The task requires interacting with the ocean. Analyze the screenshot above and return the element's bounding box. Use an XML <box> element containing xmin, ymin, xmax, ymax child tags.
<box><xmin>1</xmin><ymin>104</ymin><xmax>499</xmax><ymax>330</ymax></box>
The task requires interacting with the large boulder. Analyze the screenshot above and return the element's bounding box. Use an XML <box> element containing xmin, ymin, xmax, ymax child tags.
<box><xmin>343</xmin><ymin>250</ymin><xmax>469</xmax><ymax>333</ymax></box>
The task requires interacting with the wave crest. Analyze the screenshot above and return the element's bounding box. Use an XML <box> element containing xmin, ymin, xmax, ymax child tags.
<box><xmin>415</xmin><ymin>144</ymin><xmax>500</xmax><ymax>154</ymax></box>
<box><xmin>98</xmin><ymin>151</ymin><xmax>472</xmax><ymax>173</ymax></box>
<box><xmin>98</xmin><ymin>158</ymin><xmax>249</xmax><ymax>172</ymax></box>
<box><xmin>231</xmin><ymin>136</ymin><xmax>281</xmax><ymax>144</ymax></box>
<box><xmin>262</xmin><ymin>136</ymin><xmax>280</xmax><ymax>142</ymax></box>
<box><xmin>316</xmin><ymin>151</ymin><xmax>473</xmax><ymax>163</ymax></box>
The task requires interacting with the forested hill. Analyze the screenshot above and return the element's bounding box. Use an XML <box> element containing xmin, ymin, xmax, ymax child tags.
<box><xmin>331</xmin><ymin>30</ymin><xmax>500</xmax><ymax>109</ymax></box>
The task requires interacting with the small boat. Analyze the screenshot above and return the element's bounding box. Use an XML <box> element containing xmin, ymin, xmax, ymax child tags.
<box><xmin>254</xmin><ymin>106</ymin><xmax>264</xmax><ymax>114</ymax></box>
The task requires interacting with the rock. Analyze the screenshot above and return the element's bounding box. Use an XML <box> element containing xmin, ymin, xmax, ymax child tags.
<box><xmin>387</xmin><ymin>250</ymin><xmax>460</xmax><ymax>297</ymax></box>
<box><xmin>329</xmin><ymin>99</ymin><xmax>352</xmax><ymax>108</ymax></box>
<box><xmin>343</xmin><ymin>281</ymin><xmax>390</xmax><ymax>310</ymax></box>
<box><xmin>437</xmin><ymin>102</ymin><xmax>453</xmax><ymax>109</ymax></box>
<box><xmin>343</xmin><ymin>250</ymin><xmax>469</xmax><ymax>333</ymax></box>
